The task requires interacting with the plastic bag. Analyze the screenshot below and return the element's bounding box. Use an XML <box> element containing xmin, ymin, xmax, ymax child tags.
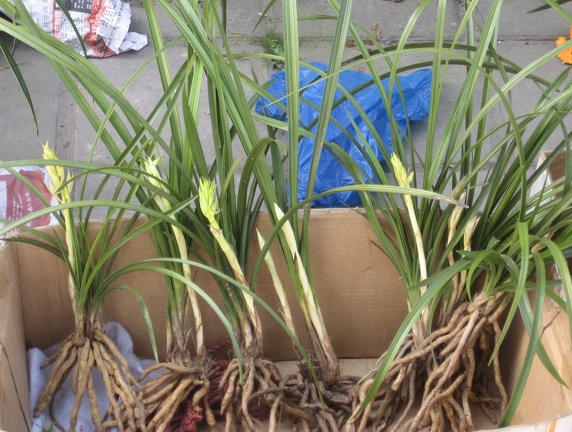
<box><xmin>255</xmin><ymin>63</ymin><xmax>432</xmax><ymax>207</ymax></box>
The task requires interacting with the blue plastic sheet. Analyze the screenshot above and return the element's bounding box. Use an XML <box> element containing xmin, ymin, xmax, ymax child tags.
<box><xmin>255</xmin><ymin>63</ymin><xmax>432</xmax><ymax>207</ymax></box>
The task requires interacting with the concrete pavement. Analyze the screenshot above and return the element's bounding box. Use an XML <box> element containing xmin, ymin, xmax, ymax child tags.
<box><xmin>1</xmin><ymin>0</ymin><xmax>571</xmax><ymax>182</ymax></box>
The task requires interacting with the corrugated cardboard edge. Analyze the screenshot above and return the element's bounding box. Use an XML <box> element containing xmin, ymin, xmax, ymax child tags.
<box><xmin>0</xmin><ymin>245</ymin><xmax>31</xmax><ymax>431</ymax></box>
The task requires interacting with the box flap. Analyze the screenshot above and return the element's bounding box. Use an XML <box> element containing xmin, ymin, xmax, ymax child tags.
<box><xmin>0</xmin><ymin>245</ymin><xmax>30</xmax><ymax>431</ymax></box>
<box><xmin>502</xmin><ymin>151</ymin><xmax>572</xmax><ymax>424</ymax></box>
<box><xmin>503</xmin><ymin>294</ymin><xmax>572</xmax><ymax>425</ymax></box>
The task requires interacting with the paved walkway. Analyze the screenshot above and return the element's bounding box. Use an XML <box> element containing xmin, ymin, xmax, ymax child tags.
<box><xmin>1</xmin><ymin>0</ymin><xmax>571</xmax><ymax>169</ymax></box>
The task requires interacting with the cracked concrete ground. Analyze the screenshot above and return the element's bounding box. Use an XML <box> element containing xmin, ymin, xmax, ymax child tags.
<box><xmin>1</xmin><ymin>0</ymin><xmax>571</xmax><ymax>191</ymax></box>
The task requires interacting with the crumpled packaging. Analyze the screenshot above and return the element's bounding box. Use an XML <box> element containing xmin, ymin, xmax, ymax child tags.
<box><xmin>14</xmin><ymin>0</ymin><xmax>147</xmax><ymax>57</ymax></box>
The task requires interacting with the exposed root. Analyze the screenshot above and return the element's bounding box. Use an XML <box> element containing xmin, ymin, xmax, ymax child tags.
<box><xmin>34</xmin><ymin>324</ymin><xmax>145</xmax><ymax>431</ymax></box>
<box><xmin>279</xmin><ymin>362</ymin><xmax>359</xmax><ymax>432</ymax></box>
<box><xmin>351</xmin><ymin>293</ymin><xmax>508</xmax><ymax>432</ymax></box>
<box><xmin>138</xmin><ymin>356</ymin><xmax>214</xmax><ymax>432</ymax></box>
<box><xmin>106</xmin><ymin>345</ymin><xmax>215</xmax><ymax>432</ymax></box>
<box><xmin>208</xmin><ymin>358</ymin><xmax>232</xmax><ymax>411</ymax></box>
<box><xmin>217</xmin><ymin>355</ymin><xmax>279</xmax><ymax>431</ymax></box>
<box><xmin>216</xmin><ymin>354</ymin><xmax>317</xmax><ymax>431</ymax></box>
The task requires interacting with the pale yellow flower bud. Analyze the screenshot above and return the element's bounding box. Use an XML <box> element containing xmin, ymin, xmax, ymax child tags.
<box><xmin>390</xmin><ymin>153</ymin><xmax>413</xmax><ymax>188</ymax></box>
<box><xmin>199</xmin><ymin>178</ymin><xmax>220</xmax><ymax>224</ymax></box>
<box><xmin>42</xmin><ymin>142</ymin><xmax>76</xmax><ymax>300</ymax></box>
<box><xmin>141</xmin><ymin>156</ymin><xmax>171</xmax><ymax>213</ymax></box>
<box><xmin>531</xmin><ymin>233</ymin><xmax>552</xmax><ymax>254</ymax></box>
<box><xmin>141</xmin><ymin>157</ymin><xmax>162</xmax><ymax>190</ymax></box>
<box><xmin>447</xmin><ymin>192</ymin><xmax>466</xmax><ymax>245</ymax></box>
<box><xmin>463</xmin><ymin>216</ymin><xmax>480</xmax><ymax>251</ymax></box>
<box><xmin>42</xmin><ymin>142</ymin><xmax>72</xmax><ymax>204</ymax></box>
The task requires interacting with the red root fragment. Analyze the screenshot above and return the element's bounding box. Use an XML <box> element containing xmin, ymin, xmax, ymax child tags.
<box><xmin>165</xmin><ymin>400</ymin><xmax>204</xmax><ymax>432</ymax></box>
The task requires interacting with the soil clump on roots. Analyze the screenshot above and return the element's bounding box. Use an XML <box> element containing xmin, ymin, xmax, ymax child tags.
<box><xmin>353</xmin><ymin>293</ymin><xmax>508</xmax><ymax>432</ymax></box>
<box><xmin>35</xmin><ymin>320</ymin><xmax>145</xmax><ymax>431</ymax></box>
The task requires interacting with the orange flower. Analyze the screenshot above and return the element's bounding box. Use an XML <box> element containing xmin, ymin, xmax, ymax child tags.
<box><xmin>555</xmin><ymin>25</ymin><xmax>572</xmax><ymax>65</ymax></box>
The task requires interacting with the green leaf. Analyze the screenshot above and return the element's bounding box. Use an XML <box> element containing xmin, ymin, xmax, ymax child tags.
<box><xmin>108</xmin><ymin>284</ymin><xmax>159</xmax><ymax>362</ymax></box>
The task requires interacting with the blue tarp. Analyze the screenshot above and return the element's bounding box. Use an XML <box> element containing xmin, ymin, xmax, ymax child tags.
<box><xmin>255</xmin><ymin>63</ymin><xmax>432</xmax><ymax>207</ymax></box>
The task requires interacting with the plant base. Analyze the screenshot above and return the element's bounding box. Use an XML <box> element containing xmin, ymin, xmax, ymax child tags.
<box><xmin>282</xmin><ymin>364</ymin><xmax>359</xmax><ymax>432</ymax></box>
<box><xmin>217</xmin><ymin>354</ymin><xmax>319</xmax><ymax>432</ymax></box>
<box><xmin>353</xmin><ymin>294</ymin><xmax>507</xmax><ymax>432</ymax></box>
<box><xmin>34</xmin><ymin>325</ymin><xmax>145</xmax><ymax>431</ymax></box>
<box><xmin>134</xmin><ymin>357</ymin><xmax>214</xmax><ymax>432</ymax></box>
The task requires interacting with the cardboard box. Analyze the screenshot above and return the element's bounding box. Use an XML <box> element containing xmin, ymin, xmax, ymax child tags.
<box><xmin>1</xmin><ymin>181</ymin><xmax>572</xmax><ymax>430</ymax></box>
